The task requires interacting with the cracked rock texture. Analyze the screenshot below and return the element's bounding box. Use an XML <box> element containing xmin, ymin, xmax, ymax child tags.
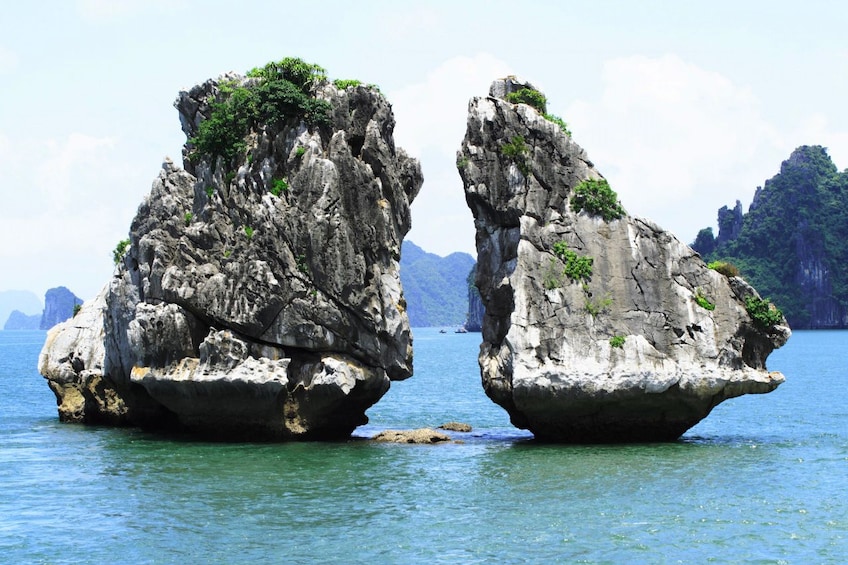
<box><xmin>39</xmin><ymin>73</ymin><xmax>421</xmax><ymax>440</ymax></box>
<box><xmin>458</xmin><ymin>78</ymin><xmax>790</xmax><ymax>442</ymax></box>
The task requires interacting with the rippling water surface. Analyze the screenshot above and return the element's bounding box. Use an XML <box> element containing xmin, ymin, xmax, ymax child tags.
<box><xmin>1</xmin><ymin>329</ymin><xmax>846</xmax><ymax>563</ymax></box>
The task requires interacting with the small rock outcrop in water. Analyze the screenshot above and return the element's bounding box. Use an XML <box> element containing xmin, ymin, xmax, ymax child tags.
<box><xmin>39</xmin><ymin>59</ymin><xmax>422</xmax><ymax>440</ymax></box>
<box><xmin>372</xmin><ymin>428</ymin><xmax>451</xmax><ymax>443</ymax></box>
<box><xmin>438</xmin><ymin>421</ymin><xmax>472</xmax><ymax>432</ymax></box>
<box><xmin>457</xmin><ymin>77</ymin><xmax>790</xmax><ymax>442</ymax></box>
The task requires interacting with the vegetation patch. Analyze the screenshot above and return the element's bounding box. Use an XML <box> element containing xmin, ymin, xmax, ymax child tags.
<box><xmin>204</xmin><ymin>185</ymin><xmax>214</xmax><ymax>198</ymax></box>
<box><xmin>190</xmin><ymin>57</ymin><xmax>334</xmax><ymax>169</ymax></box>
<box><xmin>745</xmin><ymin>295</ymin><xmax>784</xmax><ymax>329</ymax></box>
<box><xmin>296</xmin><ymin>254</ymin><xmax>309</xmax><ymax>274</ymax></box>
<box><xmin>271</xmin><ymin>178</ymin><xmax>289</xmax><ymax>196</ymax></box>
<box><xmin>113</xmin><ymin>239</ymin><xmax>130</xmax><ymax>265</ymax></box>
<box><xmin>552</xmin><ymin>241</ymin><xmax>593</xmax><ymax>281</ymax></box>
<box><xmin>609</xmin><ymin>335</ymin><xmax>626</xmax><ymax>348</ymax></box>
<box><xmin>505</xmin><ymin>87</ymin><xmax>547</xmax><ymax>113</ymax></box>
<box><xmin>333</xmin><ymin>79</ymin><xmax>362</xmax><ymax>89</ymax></box>
<box><xmin>544</xmin><ymin>113</ymin><xmax>572</xmax><ymax>136</ymax></box>
<box><xmin>571</xmin><ymin>179</ymin><xmax>626</xmax><ymax>222</ymax></box>
<box><xmin>184</xmin><ymin>212</ymin><xmax>193</xmax><ymax>226</ymax></box>
<box><xmin>543</xmin><ymin>258</ymin><xmax>563</xmax><ymax>290</ymax></box>
<box><xmin>244</xmin><ymin>226</ymin><xmax>255</xmax><ymax>239</ymax></box>
<box><xmin>707</xmin><ymin>260</ymin><xmax>740</xmax><ymax>278</ymax></box>
<box><xmin>585</xmin><ymin>292</ymin><xmax>613</xmax><ymax>317</ymax></box>
<box><xmin>500</xmin><ymin>135</ymin><xmax>530</xmax><ymax>176</ymax></box>
<box><xmin>694</xmin><ymin>288</ymin><xmax>716</xmax><ymax>311</ymax></box>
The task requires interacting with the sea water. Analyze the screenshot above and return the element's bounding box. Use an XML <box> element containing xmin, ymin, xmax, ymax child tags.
<box><xmin>1</xmin><ymin>328</ymin><xmax>846</xmax><ymax>563</ymax></box>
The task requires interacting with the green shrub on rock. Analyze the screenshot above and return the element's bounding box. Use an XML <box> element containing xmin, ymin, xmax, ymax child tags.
<box><xmin>506</xmin><ymin>87</ymin><xmax>547</xmax><ymax>114</ymax></box>
<box><xmin>552</xmin><ymin>241</ymin><xmax>593</xmax><ymax>281</ymax></box>
<box><xmin>190</xmin><ymin>56</ymin><xmax>334</xmax><ymax>169</ymax></box>
<box><xmin>745</xmin><ymin>296</ymin><xmax>784</xmax><ymax>329</ymax></box>
<box><xmin>270</xmin><ymin>178</ymin><xmax>289</xmax><ymax>196</ymax></box>
<box><xmin>694</xmin><ymin>288</ymin><xmax>716</xmax><ymax>311</ymax></box>
<box><xmin>570</xmin><ymin>178</ymin><xmax>626</xmax><ymax>222</ymax></box>
<box><xmin>707</xmin><ymin>260</ymin><xmax>740</xmax><ymax>278</ymax></box>
<box><xmin>113</xmin><ymin>239</ymin><xmax>130</xmax><ymax>265</ymax></box>
<box><xmin>544</xmin><ymin>113</ymin><xmax>572</xmax><ymax>136</ymax></box>
<box><xmin>500</xmin><ymin>135</ymin><xmax>530</xmax><ymax>176</ymax></box>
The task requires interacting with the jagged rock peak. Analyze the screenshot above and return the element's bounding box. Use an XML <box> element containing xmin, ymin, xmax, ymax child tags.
<box><xmin>40</xmin><ymin>57</ymin><xmax>423</xmax><ymax>440</ymax></box>
<box><xmin>457</xmin><ymin>77</ymin><xmax>789</xmax><ymax>443</ymax></box>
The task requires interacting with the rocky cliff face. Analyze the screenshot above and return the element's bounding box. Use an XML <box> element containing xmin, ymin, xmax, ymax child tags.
<box><xmin>39</xmin><ymin>287</ymin><xmax>82</xmax><ymax>330</ymax></box>
<box><xmin>458</xmin><ymin>77</ymin><xmax>789</xmax><ymax>442</ymax></box>
<box><xmin>40</xmin><ymin>60</ymin><xmax>422</xmax><ymax>439</ymax></box>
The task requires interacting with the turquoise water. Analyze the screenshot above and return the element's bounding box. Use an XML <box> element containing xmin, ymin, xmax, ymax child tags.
<box><xmin>1</xmin><ymin>328</ymin><xmax>846</xmax><ymax>563</ymax></box>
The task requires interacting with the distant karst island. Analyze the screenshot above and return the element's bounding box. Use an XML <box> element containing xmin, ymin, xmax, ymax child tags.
<box><xmin>2</xmin><ymin>287</ymin><xmax>82</xmax><ymax>331</ymax></box>
<box><xmin>692</xmin><ymin>145</ymin><xmax>848</xmax><ymax>329</ymax></box>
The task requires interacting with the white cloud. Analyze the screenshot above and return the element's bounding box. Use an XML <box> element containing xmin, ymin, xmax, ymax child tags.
<box><xmin>566</xmin><ymin>54</ymin><xmax>789</xmax><ymax>241</ymax></box>
<box><xmin>390</xmin><ymin>53</ymin><xmax>513</xmax><ymax>257</ymax></box>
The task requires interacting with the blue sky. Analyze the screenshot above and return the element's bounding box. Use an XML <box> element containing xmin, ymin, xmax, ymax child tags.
<box><xmin>2</xmin><ymin>0</ymin><xmax>847</xmax><ymax>300</ymax></box>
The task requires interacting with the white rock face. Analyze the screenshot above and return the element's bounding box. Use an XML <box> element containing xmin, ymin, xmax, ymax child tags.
<box><xmin>458</xmin><ymin>78</ymin><xmax>789</xmax><ymax>442</ymax></box>
<box><xmin>39</xmin><ymin>72</ymin><xmax>422</xmax><ymax>440</ymax></box>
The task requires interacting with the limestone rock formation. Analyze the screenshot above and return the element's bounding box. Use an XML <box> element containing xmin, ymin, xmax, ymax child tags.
<box><xmin>693</xmin><ymin>146</ymin><xmax>848</xmax><ymax>329</ymax></box>
<box><xmin>40</xmin><ymin>60</ymin><xmax>422</xmax><ymax>440</ymax></box>
<box><xmin>4</xmin><ymin>310</ymin><xmax>40</xmax><ymax>330</ymax></box>
<box><xmin>457</xmin><ymin>77</ymin><xmax>790</xmax><ymax>442</ymax></box>
<box><xmin>39</xmin><ymin>287</ymin><xmax>82</xmax><ymax>330</ymax></box>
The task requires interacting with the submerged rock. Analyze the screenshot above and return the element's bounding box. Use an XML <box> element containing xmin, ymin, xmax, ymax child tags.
<box><xmin>457</xmin><ymin>77</ymin><xmax>789</xmax><ymax>442</ymax></box>
<box><xmin>40</xmin><ymin>59</ymin><xmax>422</xmax><ymax>440</ymax></box>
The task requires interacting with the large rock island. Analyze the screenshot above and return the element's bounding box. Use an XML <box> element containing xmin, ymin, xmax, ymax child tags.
<box><xmin>39</xmin><ymin>58</ymin><xmax>422</xmax><ymax>439</ymax></box>
<box><xmin>458</xmin><ymin>77</ymin><xmax>790</xmax><ymax>442</ymax></box>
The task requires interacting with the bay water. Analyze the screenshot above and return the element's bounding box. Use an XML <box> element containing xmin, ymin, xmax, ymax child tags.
<box><xmin>1</xmin><ymin>328</ymin><xmax>846</xmax><ymax>563</ymax></box>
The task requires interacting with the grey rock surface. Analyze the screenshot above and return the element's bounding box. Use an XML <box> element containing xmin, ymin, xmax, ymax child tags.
<box><xmin>458</xmin><ymin>77</ymin><xmax>789</xmax><ymax>442</ymax></box>
<box><xmin>464</xmin><ymin>264</ymin><xmax>484</xmax><ymax>332</ymax></box>
<box><xmin>40</xmin><ymin>71</ymin><xmax>422</xmax><ymax>439</ymax></box>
